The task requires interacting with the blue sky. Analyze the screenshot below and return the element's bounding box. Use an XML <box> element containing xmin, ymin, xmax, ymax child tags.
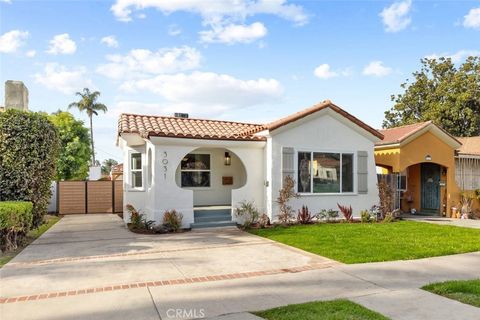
<box><xmin>1</xmin><ymin>0</ymin><xmax>479</xmax><ymax>162</ymax></box>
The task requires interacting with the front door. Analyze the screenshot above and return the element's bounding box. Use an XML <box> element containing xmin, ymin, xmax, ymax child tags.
<box><xmin>421</xmin><ymin>163</ymin><xmax>440</xmax><ymax>214</ymax></box>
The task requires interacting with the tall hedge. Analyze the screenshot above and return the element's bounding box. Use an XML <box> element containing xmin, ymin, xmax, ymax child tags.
<box><xmin>0</xmin><ymin>109</ymin><xmax>59</xmax><ymax>227</ymax></box>
<box><xmin>0</xmin><ymin>201</ymin><xmax>33</xmax><ymax>251</ymax></box>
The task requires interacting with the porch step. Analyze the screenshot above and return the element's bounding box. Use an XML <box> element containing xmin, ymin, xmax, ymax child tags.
<box><xmin>192</xmin><ymin>207</ymin><xmax>235</xmax><ymax>229</ymax></box>
<box><xmin>190</xmin><ymin>221</ymin><xmax>237</xmax><ymax>229</ymax></box>
<box><xmin>195</xmin><ymin>214</ymin><xmax>232</xmax><ymax>223</ymax></box>
<box><xmin>193</xmin><ymin>208</ymin><xmax>231</xmax><ymax>217</ymax></box>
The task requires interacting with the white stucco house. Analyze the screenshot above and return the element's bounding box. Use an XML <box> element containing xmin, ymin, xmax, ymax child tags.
<box><xmin>117</xmin><ymin>100</ymin><xmax>384</xmax><ymax>228</ymax></box>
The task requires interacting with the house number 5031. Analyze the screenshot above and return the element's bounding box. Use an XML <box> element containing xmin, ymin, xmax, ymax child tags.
<box><xmin>162</xmin><ymin>151</ymin><xmax>168</xmax><ymax>179</ymax></box>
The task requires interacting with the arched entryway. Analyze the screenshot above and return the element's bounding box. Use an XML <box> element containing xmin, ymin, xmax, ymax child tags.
<box><xmin>175</xmin><ymin>147</ymin><xmax>247</xmax><ymax>227</ymax></box>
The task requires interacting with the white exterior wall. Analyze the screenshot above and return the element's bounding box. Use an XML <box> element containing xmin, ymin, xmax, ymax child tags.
<box><xmin>121</xmin><ymin>136</ymin><xmax>266</xmax><ymax>228</ymax></box>
<box><xmin>230</xmin><ymin>146</ymin><xmax>266</xmax><ymax>214</ymax></box>
<box><xmin>121</xmin><ymin>139</ymin><xmax>148</xmax><ymax>223</ymax></box>
<box><xmin>267</xmin><ymin>110</ymin><xmax>379</xmax><ymax>220</ymax></box>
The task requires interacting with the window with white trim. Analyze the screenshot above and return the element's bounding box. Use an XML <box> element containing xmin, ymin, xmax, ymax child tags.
<box><xmin>130</xmin><ymin>152</ymin><xmax>143</xmax><ymax>189</ymax></box>
<box><xmin>180</xmin><ymin>154</ymin><xmax>211</xmax><ymax>187</ymax></box>
<box><xmin>297</xmin><ymin>151</ymin><xmax>354</xmax><ymax>194</ymax></box>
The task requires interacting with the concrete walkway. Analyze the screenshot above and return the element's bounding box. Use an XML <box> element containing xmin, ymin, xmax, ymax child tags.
<box><xmin>1</xmin><ymin>214</ymin><xmax>479</xmax><ymax>320</ymax></box>
<box><xmin>402</xmin><ymin>215</ymin><xmax>480</xmax><ymax>229</ymax></box>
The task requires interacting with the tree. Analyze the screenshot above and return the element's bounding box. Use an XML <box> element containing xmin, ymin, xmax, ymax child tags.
<box><xmin>68</xmin><ymin>88</ymin><xmax>107</xmax><ymax>165</ymax></box>
<box><xmin>0</xmin><ymin>110</ymin><xmax>59</xmax><ymax>227</ymax></box>
<box><xmin>383</xmin><ymin>56</ymin><xmax>480</xmax><ymax>137</ymax></box>
<box><xmin>49</xmin><ymin>111</ymin><xmax>91</xmax><ymax>180</ymax></box>
<box><xmin>102</xmin><ymin>158</ymin><xmax>118</xmax><ymax>175</ymax></box>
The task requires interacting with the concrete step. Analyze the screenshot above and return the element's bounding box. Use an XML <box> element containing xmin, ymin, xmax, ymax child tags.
<box><xmin>194</xmin><ymin>209</ymin><xmax>232</xmax><ymax>217</ymax></box>
<box><xmin>190</xmin><ymin>221</ymin><xmax>237</xmax><ymax>229</ymax></box>
<box><xmin>194</xmin><ymin>214</ymin><xmax>232</xmax><ymax>223</ymax></box>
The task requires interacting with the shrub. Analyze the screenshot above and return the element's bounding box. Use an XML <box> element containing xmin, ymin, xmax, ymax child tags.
<box><xmin>377</xmin><ymin>180</ymin><xmax>395</xmax><ymax>220</ymax></box>
<box><xmin>0</xmin><ymin>201</ymin><xmax>33</xmax><ymax>252</ymax></box>
<box><xmin>126</xmin><ymin>204</ymin><xmax>155</xmax><ymax>230</ymax></box>
<box><xmin>276</xmin><ymin>175</ymin><xmax>299</xmax><ymax>224</ymax></box>
<box><xmin>297</xmin><ymin>205</ymin><xmax>314</xmax><ymax>224</ymax></box>
<box><xmin>258</xmin><ymin>213</ymin><xmax>270</xmax><ymax>228</ymax></box>
<box><xmin>360</xmin><ymin>210</ymin><xmax>372</xmax><ymax>223</ymax></box>
<box><xmin>0</xmin><ymin>110</ymin><xmax>59</xmax><ymax>228</ymax></box>
<box><xmin>317</xmin><ymin>209</ymin><xmax>339</xmax><ymax>222</ymax></box>
<box><xmin>126</xmin><ymin>204</ymin><xmax>142</xmax><ymax>228</ymax></box>
<box><xmin>235</xmin><ymin>200</ymin><xmax>260</xmax><ymax>228</ymax></box>
<box><xmin>382</xmin><ymin>212</ymin><xmax>394</xmax><ymax>223</ymax></box>
<box><xmin>337</xmin><ymin>203</ymin><xmax>353</xmax><ymax>222</ymax></box>
<box><xmin>163</xmin><ymin>209</ymin><xmax>183</xmax><ymax>232</ymax></box>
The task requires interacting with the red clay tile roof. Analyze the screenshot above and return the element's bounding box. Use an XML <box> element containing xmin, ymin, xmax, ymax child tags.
<box><xmin>376</xmin><ymin>121</ymin><xmax>462</xmax><ymax>147</ymax></box>
<box><xmin>118</xmin><ymin>100</ymin><xmax>383</xmax><ymax>141</ymax></box>
<box><xmin>376</xmin><ymin>121</ymin><xmax>433</xmax><ymax>146</ymax></box>
<box><xmin>118</xmin><ymin>113</ymin><xmax>266</xmax><ymax>141</ymax></box>
<box><xmin>457</xmin><ymin>136</ymin><xmax>480</xmax><ymax>155</ymax></box>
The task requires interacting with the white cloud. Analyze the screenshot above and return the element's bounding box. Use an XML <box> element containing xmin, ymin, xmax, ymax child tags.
<box><xmin>25</xmin><ymin>50</ymin><xmax>36</xmax><ymax>58</ymax></box>
<box><xmin>119</xmin><ymin>71</ymin><xmax>283</xmax><ymax>112</ymax></box>
<box><xmin>463</xmin><ymin>7</ymin><xmax>480</xmax><ymax>30</ymax></box>
<box><xmin>97</xmin><ymin>46</ymin><xmax>202</xmax><ymax>80</ymax></box>
<box><xmin>362</xmin><ymin>61</ymin><xmax>392</xmax><ymax>77</ymax></box>
<box><xmin>168</xmin><ymin>24</ymin><xmax>182</xmax><ymax>36</ymax></box>
<box><xmin>313</xmin><ymin>64</ymin><xmax>338</xmax><ymax>79</ymax></box>
<box><xmin>0</xmin><ymin>30</ymin><xmax>29</xmax><ymax>53</ymax></box>
<box><xmin>200</xmin><ymin>22</ymin><xmax>267</xmax><ymax>44</ymax></box>
<box><xmin>425</xmin><ymin>50</ymin><xmax>480</xmax><ymax>63</ymax></box>
<box><xmin>100</xmin><ymin>35</ymin><xmax>119</xmax><ymax>48</ymax></box>
<box><xmin>380</xmin><ymin>0</ymin><xmax>412</xmax><ymax>32</ymax></box>
<box><xmin>1</xmin><ymin>0</ymin><xmax>12</xmax><ymax>3</ymax></box>
<box><xmin>46</xmin><ymin>33</ymin><xmax>77</xmax><ymax>55</ymax></box>
<box><xmin>96</xmin><ymin>46</ymin><xmax>201</xmax><ymax>80</ymax></box>
<box><xmin>110</xmin><ymin>0</ymin><xmax>308</xmax><ymax>25</ymax></box>
<box><xmin>34</xmin><ymin>63</ymin><xmax>93</xmax><ymax>94</ymax></box>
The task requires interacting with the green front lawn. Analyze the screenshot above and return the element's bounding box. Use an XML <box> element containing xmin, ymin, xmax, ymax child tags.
<box><xmin>422</xmin><ymin>279</ymin><xmax>480</xmax><ymax>308</ymax></box>
<box><xmin>0</xmin><ymin>215</ymin><xmax>61</xmax><ymax>267</ymax></box>
<box><xmin>249</xmin><ymin>221</ymin><xmax>480</xmax><ymax>264</ymax></box>
<box><xmin>254</xmin><ymin>299</ymin><xmax>389</xmax><ymax>320</ymax></box>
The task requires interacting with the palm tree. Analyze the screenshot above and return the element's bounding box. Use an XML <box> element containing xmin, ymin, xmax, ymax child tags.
<box><xmin>68</xmin><ymin>88</ymin><xmax>107</xmax><ymax>166</ymax></box>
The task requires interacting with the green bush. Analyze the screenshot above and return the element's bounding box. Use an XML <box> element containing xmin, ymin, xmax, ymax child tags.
<box><xmin>0</xmin><ymin>201</ymin><xmax>33</xmax><ymax>252</ymax></box>
<box><xmin>0</xmin><ymin>110</ymin><xmax>59</xmax><ymax>227</ymax></box>
<box><xmin>360</xmin><ymin>210</ymin><xmax>372</xmax><ymax>223</ymax></box>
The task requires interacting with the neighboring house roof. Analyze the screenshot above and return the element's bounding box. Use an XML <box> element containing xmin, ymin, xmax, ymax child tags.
<box><xmin>376</xmin><ymin>121</ymin><xmax>462</xmax><ymax>149</ymax></box>
<box><xmin>111</xmin><ymin>163</ymin><xmax>123</xmax><ymax>174</ymax></box>
<box><xmin>118</xmin><ymin>100</ymin><xmax>383</xmax><ymax>142</ymax></box>
<box><xmin>457</xmin><ymin>136</ymin><xmax>480</xmax><ymax>156</ymax></box>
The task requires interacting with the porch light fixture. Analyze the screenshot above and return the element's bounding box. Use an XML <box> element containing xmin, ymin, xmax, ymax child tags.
<box><xmin>425</xmin><ymin>155</ymin><xmax>432</xmax><ymax>161</ymax></box>
<box><xmin>224</xmin><ymin>152</ymin><xmax>231</xmax><ymax>166</ymax></box>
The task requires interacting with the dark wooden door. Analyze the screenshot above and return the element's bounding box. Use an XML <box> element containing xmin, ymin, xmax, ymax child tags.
<box><xmin>421</xmin><ymin>163</ymin><xmax>440</xmax><ymax>213</ymax></box>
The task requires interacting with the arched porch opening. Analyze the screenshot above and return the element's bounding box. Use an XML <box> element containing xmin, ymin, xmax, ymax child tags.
<box><xmin>399</xmin><ymin>161</ymin><xmax>449</xmax><ymax>216</ymax></box>
<box><xmin>174</xmin><ymin>147</ymin><xmax>248</xmax><ymax>227</ymax></box>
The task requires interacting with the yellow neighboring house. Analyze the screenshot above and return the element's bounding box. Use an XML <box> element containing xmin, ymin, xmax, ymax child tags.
<box><xmin>374</xmin><ymin>121</ymin><xmax>480</xmax><ymax>217</ymax></box>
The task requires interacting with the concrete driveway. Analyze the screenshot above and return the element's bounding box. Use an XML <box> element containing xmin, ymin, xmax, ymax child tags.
<box><xmin>1</xmin><ymin>214</ymin><xmax>480</xmax><ymax>320</ymax></box>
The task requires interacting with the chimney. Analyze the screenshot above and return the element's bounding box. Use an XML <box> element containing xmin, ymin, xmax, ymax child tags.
<box><xmin>174</xmin><ymin>112</ymin><xmax>189</xmax><ymax>119</ymax></box>
<box><xmin>5</xmin><ymin>80</ymin><xmax>29</xmax><ymax>111</ymax></box>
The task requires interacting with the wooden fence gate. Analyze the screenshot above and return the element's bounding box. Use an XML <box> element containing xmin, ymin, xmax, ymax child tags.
<box><xmin>58</xmin><ymin>181</ymin><xmax>123</xmax><ymax>214</ymax></box>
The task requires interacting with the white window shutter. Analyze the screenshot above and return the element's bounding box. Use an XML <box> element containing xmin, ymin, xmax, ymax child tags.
<box><xmin>357</xmin><ymin>151</ymin><xmax>368</xmax><ymax>194</ymax></box>
<box><xmin>282</xmin><ymin>147</ymin><xmax>295</xmax><ymax>185</ymax></box>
